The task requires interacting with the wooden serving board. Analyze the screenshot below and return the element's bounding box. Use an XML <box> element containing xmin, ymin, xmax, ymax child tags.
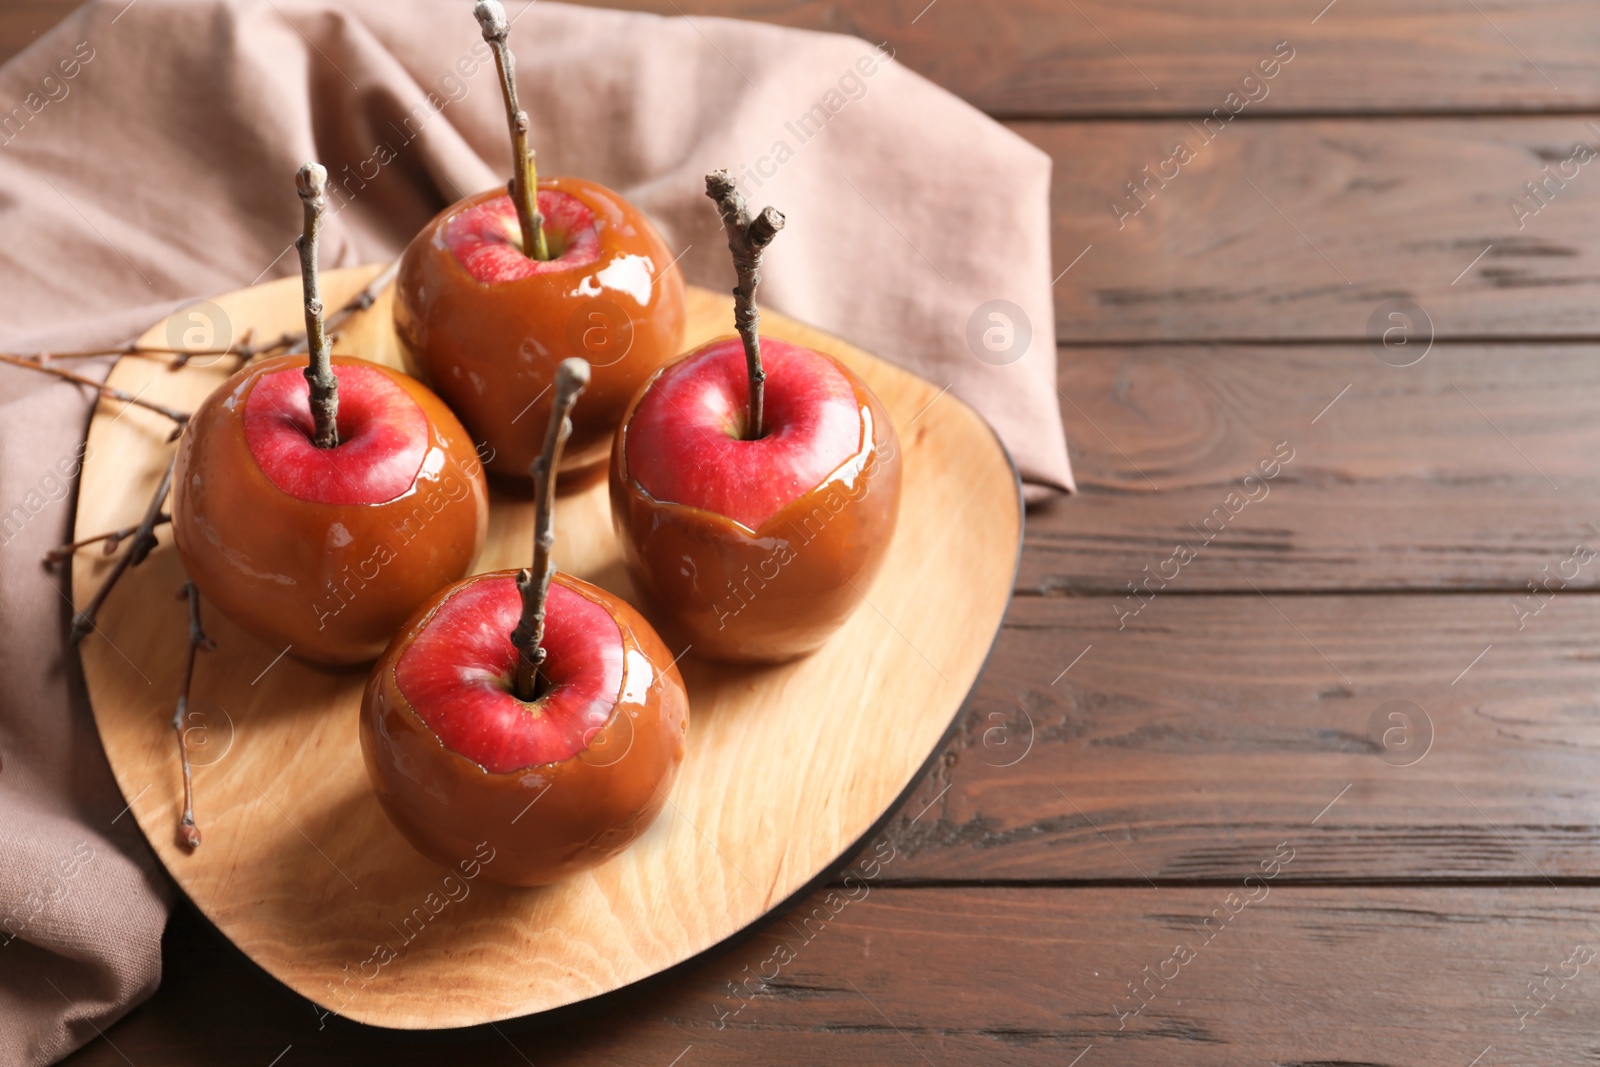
<box><xmin>72</xmin><ymin>264</ymin><xmax>1021</xmax><ymax>1030</ymax></box>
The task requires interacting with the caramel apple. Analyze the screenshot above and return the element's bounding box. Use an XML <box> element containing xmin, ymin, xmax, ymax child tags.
<box><xmin>172</xmin><ymin>165</ymin><xmax>488</xmax><ymax>666</ymax></box>
<box><xmin>392</xmin><ymin>0</ymin><xmax>685</xmax><ymax>480</ymax></box>
<box><xmin>361</xmin><ymin>360</ymin><xmax>689</xmax><ymax>886</ymax></box>
<box><xmin>610</xmin><ymin>173</ymin><xmax>902</xmax><ymax>664</ymax></box>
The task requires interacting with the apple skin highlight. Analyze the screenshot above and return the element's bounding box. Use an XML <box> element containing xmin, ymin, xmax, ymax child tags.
<box><xmin>611</xmin><ymin>340</ymin><xmax>902</xmax><ymax>664</ymax></box>
<box><xmin>171</xmin><ymin>354</ymin><xmax>489</xmax><ymax>666</ymax></box>
<box><xmin>394</xmin><ymin>177</ymin><xmax>687</xmax><ymax>481</ymax></box>
<box><xmin>360</xmin><ymin>570</ymin><xmax>689</xmax><ymax>887</ymax></box>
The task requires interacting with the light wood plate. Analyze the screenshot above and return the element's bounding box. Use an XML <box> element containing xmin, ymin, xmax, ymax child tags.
<box><xmin>72</xmin><ymin>264</ymin><xmax>1021</xmax><ymax>1030</ymax></box>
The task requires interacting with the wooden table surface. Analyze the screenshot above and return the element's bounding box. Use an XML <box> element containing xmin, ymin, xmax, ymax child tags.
<box><xmin>13</xmin><ymin>1</ymin><xmax>1600</xmax><ymax>1063</ymax></box>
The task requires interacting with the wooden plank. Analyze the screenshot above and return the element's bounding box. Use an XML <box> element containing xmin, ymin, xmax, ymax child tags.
<box><xmin>64</xmin><ymin>887</ymin><xmax>1600</xmax><ymax>1064</ymax></box>
<box><xmin>11</xmin><ymin>2</ymin><xmax>1600</xmax><ymax>118</ymax></box>
<box><xmin>877</xmin><ymin>593</ymin><xmax>1600</xmax><ymax>882</ymax></box>
<box><xmin>576</xmin><ymin>0</ymin><xmax>1600</xmax><ymax>118</ymax></box>
<box><xmin>1026</xmin><ymin>342</ymin><xmax>1599</xmax><ymax>594</ymax></box>
<box><xmin>1026</xmin><ymin>116</ymin><xmax>1600</xmax><ymax>341</ymax></box>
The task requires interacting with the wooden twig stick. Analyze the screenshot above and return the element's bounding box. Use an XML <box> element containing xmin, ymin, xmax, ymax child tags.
<box><xmin>475</xmin><ymin>0</ymin><xmax>548</xmax><ymax>261</ymax></box>
<box><xmin>281</xmin><ymin>259</ymin><xmax>401</xmax><ymax>355</ymax></box>
<box><xmin>0</xmin><ymin>342</ymin><xmax>288</xmax><ymax>373</ymax></box>
<box><xmin>70</xmin><ymin>456</ymin><xmax>173</xmax><ymax>644</ymax></box>
<box><xmin>510</xmin><ymin>358</ymin><xmax>590</xmax><ymax>701</ymax></box>
<box><xmin>0</xmin><ymin>354</ymin><xmax>190</xmax><ymax>425</ymax></box>
<box><xmin>13</xmin><ymin>344</ymin><xmax>237</xmax><ymax>364</ymax></box>
<box><xmin>3</xmin><ymin>258</ymin><xmax>398</xmax><ymax>372</ymax></box>
<box><xmin>172</xmin><ymin>581</ymin><xmax>215</xmax><ymax>850</ymax></box>
<box><xmin>169</xmin><ymin>326</ymin><xmax>254</xmax><ymax>369</ymax></box>
<box><xmin>336</xmin><ymin>261</ymin><xmax>398</xmax><ymax>316</ymax></box>
<box><xmin>705</xmin><ymin>170</ymin><xmax>784</xmax><ymax>439</ymax></box>
<box><xmin>44</xmin><ymin>516</ymin><xmax>170</xmax><ymax>565</ymax></box>
<box><xmin>296</xmin><ymin>163</ymin><xmax>339</xmax><ymax>449</ymax></box>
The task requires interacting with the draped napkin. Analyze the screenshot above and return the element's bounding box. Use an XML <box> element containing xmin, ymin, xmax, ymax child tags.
<box><xmin>0</xmin><ymin>0</ymin><xmax>1071</xmax><ymax>1060</ymax></box>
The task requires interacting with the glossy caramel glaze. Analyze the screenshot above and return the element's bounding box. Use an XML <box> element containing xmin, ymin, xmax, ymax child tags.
<box><xmin>610</xmin><ymin>349</ymin><xmax>902</xmax><ymax>663</ymax></box>
<box><xmin>171</xmin><ymin>354</ymin><xmax>489</xmax><ymax>666</ymax></box>
<box><xmin>393</xmin><ymin>177</ymin><xmax>687</xmax><ymax>480</ymax></box>
<box><xmin>360</xmin><ymin>571</ymin><xmax>690</xmax><ymax>887</ymax></box>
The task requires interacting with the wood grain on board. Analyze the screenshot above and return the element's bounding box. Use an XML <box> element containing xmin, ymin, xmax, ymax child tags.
<box><xmin>72</xmin><ymin>265</ymin><xmax>1018</xmax><ymax>1028</ymax></box>
<box><xmin>1024</xmin><ymin>117</ymin><xmax>1600</xmax><ymax>342</ymax></box>
<box><xmin>1026</xmin><ymin>342</ymin><xmax>1597</xmax><ymax>594</ymax></box>
<box><xmin>67</xmin><ymin>887</ymin><xmax>1600</xmax><ymax>1066</ymax></box>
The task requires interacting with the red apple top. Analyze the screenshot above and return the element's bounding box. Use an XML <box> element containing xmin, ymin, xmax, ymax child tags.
<box><xmin>443</xmin><ymin>189</ymin><xmax>602</xmax><ymax>283</ymax></box>
<box><xmin>242</xmin><ymin>363</ymin><xmax>430</xmax><ymax>504</ymax></box>
<box><xmin>623</xmin><ymin>171</ymin><xmax>867</xmax><ymax>531</ymax></box>
<box><xmin>359</xmin><ymin>564</ymin><xmax>688</xmax><ymax>886</ymax></box>
<box><xmin>624</xmin><ymin>337</ymin><xmax>863</xmax><ymax>530</ymax></box>
<box><xmin>392</xmin><ymin>573</ymin><xmax>623</xmax><ymax>771</ymax></box>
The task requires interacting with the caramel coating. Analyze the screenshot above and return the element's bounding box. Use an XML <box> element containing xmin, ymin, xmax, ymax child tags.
<box><xmin>610</xmin><ymin>353</ymin><xmax>902</xmax><ymax>663</ymax></box>
<box><xmin>360</xmin><ymin>572</ymin><xmax>690</xmax><ymax>887</ymax></box>
<box><xmin>393</xmin><ymin>177</ymin><xmax>687</xmax><ymax>479</ymax></box>
<box><xmin>171</xmin><ymin>355</ymin><xmax>489</xmax><ymax>666</ymax></box>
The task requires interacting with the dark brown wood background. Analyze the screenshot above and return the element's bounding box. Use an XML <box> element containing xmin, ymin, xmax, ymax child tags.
<box><xmin>11</xmin><ymin>0</ymin><xmax>1599</xmax><ymax>1062</ymax></box>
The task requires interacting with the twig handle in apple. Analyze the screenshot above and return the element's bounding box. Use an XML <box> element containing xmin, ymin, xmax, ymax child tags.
<box><xmin>511</xmin><ymin>357</ymin><xmax>591</xmax><ymax>701</ymax></box>
<box><xmin>295</xmin><ymin>163</ymin><xmax>339</xmax><ymax>449</ymax></box>
<box><xmin>705</xmin><ymin>170</ymin><xmax>784</xmax><ymax>440</ymax></box>
<box><xmin>475</xmin><ymin>0</ymin><xmax>548</xmax><ymax>261</ymax></box>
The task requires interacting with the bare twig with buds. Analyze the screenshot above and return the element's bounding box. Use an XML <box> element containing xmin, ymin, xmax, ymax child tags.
<box><xmin>1</xmin><ymin>258</ymin><xmax>399</xmax><ymax>373</ymax></box>
<box><xmin>7</xmin><ymin>339</ymin><xmax>255</xmax><ymax>366</ymax></box>
<box><xmin>70</xmin><ymin>456</ymin><xmax>174</xmax><ymax>643</ymax></box>
<box><xmin>172</xmin><ymin>581</ymin><xmax>215</xmax><ymax>849</ymax></box>
<box><xmin>281</xmin><ymin>258</ymin><xmax>400</xmax><ymax>356</ymax></box>
<box><xmin>0</xmin><ymin>354</ymin><xmax>191</xmax><ymax>426</ymax></box>
<box><xmin>296</xmin><ymin>163</ymin><xmax>339</xmax><ymax>449</ymax></box>
<box><xmin>510</xmin><ymin>358</ymin><xmax>590</xmax><ymax>701</ymax></box>
<box><xmin>44</xmin><ymin>517</ymin><xmax>170</xmax><ymax>565</ymax></box>
<box><xmin>705</xmin><ymin>170</ymin><xmax>784</xmax><ymax>439</ymax></box>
